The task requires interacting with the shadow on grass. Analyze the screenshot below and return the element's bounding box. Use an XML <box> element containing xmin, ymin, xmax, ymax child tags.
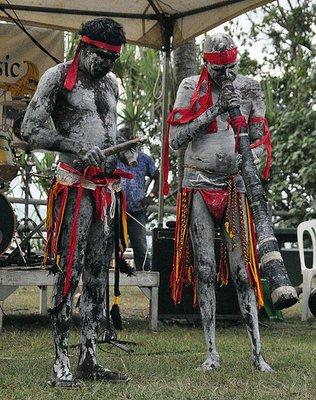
<box><xmin>2</xmin><ymin>313</ymin><xmax>158</xmax><ymax>333</ymax></box>
<box><xmin>2</xmin><ymin>311</ymin><xmax>295</xmax><ymax>337</ymax></box>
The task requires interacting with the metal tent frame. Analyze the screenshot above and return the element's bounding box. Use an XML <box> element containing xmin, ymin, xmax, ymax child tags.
<box><xmin>0</xmin><ymin>0</ymin><xmax>272</xmax><ymax>225</ymax></box>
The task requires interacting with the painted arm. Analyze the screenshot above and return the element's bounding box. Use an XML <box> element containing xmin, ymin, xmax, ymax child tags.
<box><xmin>169</xmin><ymin>78</ymin><xmax>221</xmax><ymax>150</ymax></box>
<box><xmin>21</xmin><ymin>64</ymin><xmax>90</xmax><ymax>156</ymax></box>
<box><xmin>248</xmin><ymin>81</ymin><xmax>267</xmax><ymax>164</ymax></box>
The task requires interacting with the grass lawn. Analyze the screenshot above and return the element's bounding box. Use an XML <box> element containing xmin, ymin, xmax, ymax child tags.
<box><xmin>0</xmin><ymin>286</ymin><xmax>315</xmax><ymax>400</ymax></box>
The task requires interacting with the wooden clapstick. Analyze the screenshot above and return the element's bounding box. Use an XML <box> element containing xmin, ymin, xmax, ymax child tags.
<box><xmin>73</xmin><ymin>136</ymin><xmax>147</xmax><ymax>168</ymax></box>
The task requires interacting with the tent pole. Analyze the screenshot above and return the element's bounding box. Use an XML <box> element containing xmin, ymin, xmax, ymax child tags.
<box><xmin>157</xmin><ymin>40</ymin><xmax>171</xmax><ymax>227</ymax></box>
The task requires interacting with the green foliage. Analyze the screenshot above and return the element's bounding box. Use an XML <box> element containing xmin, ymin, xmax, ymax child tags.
<box><xmin>113</xmin><ymin>45</ymin><xmax>162</xmax><ymax>137</ymax></box>
<box><xmin>238</xmin><ymin>50</ymin><xmax>260</xmax><ymax>77</ymax></box>
<box><xmin>17</xmin><ymin>153</ymin><xmax>55</xmax><ymax>197</ymax></box>
<box><xmin>113</xmin><ymin>45</ymin><xmax>178</xmax><ymax>199</ymax></box>
<box><xmin>31</xmin><ymin>152</ymin><xmax>56</xmax><ymax>195</ymax></box>
<box><xmin>234</xmin><ymin>1</ymin><xmax>316</xmax><ymax>226</ymax></box>
<box><xmin>65</xmin><ymin>32</ymin><xmax>79</xmax><ymax>61</ymax></box>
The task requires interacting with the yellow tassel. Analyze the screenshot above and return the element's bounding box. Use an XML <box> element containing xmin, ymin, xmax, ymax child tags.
<box><xmin>55</xmin><ymin>190</ymin><xmax>68</xmax><ymax>248</ymax></box>
<box><xmin>113</xmin><ymin>296</ymin><xmax>120</xmax><ymax>305</ymax></box>
<box><xmin>246</xmin><ymin>198</ymin><xmax>264</xmax><ymax>308</ymax></box>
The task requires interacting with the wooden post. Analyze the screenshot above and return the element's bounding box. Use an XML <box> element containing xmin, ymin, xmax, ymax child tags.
<box><xmin>39</xmin><ymin>286</ymin><xmax>48</xmax><ymax>315</ymax></box>
<box><xmin>0</xmin><ymin>301</ymin><xmax>4</xmax><ymax>334</ymax></box>
<box><xmin>150</xmin><ymin>287</ymin><xmax>159</xmax><ymax>331</ymax></box>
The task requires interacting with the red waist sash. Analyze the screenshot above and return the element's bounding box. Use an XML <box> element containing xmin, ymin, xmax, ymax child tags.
<box><xmin>44</xmin><ymin>163</ymin><xmax>132</xmax><ymax>309</ymax></box>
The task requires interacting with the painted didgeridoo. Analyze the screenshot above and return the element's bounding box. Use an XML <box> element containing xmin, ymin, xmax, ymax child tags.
<box><xmin>223</xmin><ymin>80</ymin><xmax>298</xmax><ymax>310</ymax></box>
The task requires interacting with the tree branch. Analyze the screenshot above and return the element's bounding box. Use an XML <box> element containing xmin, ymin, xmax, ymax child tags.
<box><xmin>287</xmin><ymin>0</ymin><xmax>295</xmax><ymax>11</ymax></box>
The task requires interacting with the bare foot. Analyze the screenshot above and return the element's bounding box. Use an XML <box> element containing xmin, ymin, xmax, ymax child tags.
<box><xmin>48</xmin><ymin>378</ymin><xmax>84</xmax><ymax>388</ymax></box>
<box><xmin>75</xmin><ymin>364</ymin><xmax>130</xmax><ymax>382</ymax></box>
<box><xmin>253</xmin><ymin>355</ymin><xmax>274</xmax><ymax>372</ymax></box>
<box><xmin>49</xmin><ymin>363</ymin><xmax>79</xmax><ymax>388</ymax></box>
<box><xmin>197</xmin><ymin>355</ymin><xmax>220</xmax><ymax>372</ymax></box>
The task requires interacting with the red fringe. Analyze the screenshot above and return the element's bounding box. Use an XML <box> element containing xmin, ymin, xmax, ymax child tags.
<box><xmin>170</xmin><ymin>189</ymin><xmax>196</xmax><ymax>306</ymax></box>
<box><xmin>249</xmin><ymin>117</ymin><xmax>272</xmax><ymax>180</ymax></box>
<box><xmin>171</xmin><ymin>188</ymin><xmax>264</xmax><ymax>308</ymax></box>
<box><xmin>44</xmin><ymin>163</ymin><xmax>131</xmax><ymax>304</ymax></box>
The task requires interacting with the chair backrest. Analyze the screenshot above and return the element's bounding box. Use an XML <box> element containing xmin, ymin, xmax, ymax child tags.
<box><xmin>297</xmin><ymin>220</ymin><xmax>316</xmax><ymax>271</ymax></box>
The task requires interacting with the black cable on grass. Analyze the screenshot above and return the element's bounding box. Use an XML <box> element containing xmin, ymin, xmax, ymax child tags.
<box><xmin>1</xmin><ymin>0</ymin><xmax>61</xmax><ymax>64</ymax></box>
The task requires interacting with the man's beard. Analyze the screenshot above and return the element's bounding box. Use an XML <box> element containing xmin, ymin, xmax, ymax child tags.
<box><xmin>82</xmin><ymin>55</ymin><xmax>112</xmax><ymax>78</ymax></box>
<box><xmin>89</xmin><ymin>61</ymin><xmax>111</xmax><ymax>78</ymax></box>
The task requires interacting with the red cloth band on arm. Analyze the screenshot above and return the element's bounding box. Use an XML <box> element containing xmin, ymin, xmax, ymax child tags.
<box><xmin>203</xmin><ymin>47</ymin><xmax>238</xmax><ymax>65</ymax></box>
<box><xmin>64</xmin><ymin>35</ymin><xmax>122</xmax><ymax>91</ymax></box>
<box><xmin>249</xmin><ymin>116</ymin><xmax>272</xmax><ymax>180</ymax></box>
<box><xmin>228</xmin><ymin>115</ymin><xmax>247</xmax><ymax>152</ymax></box>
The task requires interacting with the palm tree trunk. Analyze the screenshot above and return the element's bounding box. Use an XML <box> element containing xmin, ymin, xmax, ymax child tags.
<box><xmin>173</xmin><ymin>40</ymin><xmax>197</xmax><ymax>189</ymax></box>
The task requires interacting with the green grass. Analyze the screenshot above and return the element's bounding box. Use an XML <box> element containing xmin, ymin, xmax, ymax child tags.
<box><xmin>0</xmin><ymin>287</ymin><xmax>316</xmax><ymax>400</ymax></box>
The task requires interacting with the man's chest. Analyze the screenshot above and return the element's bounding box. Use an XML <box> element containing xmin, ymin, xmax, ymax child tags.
<box><xmin>197</xmin><ymin>79</ymin><xmax>253</xmax><ymax>117</ymax></box>
<box><xmin>64</xmin><ymin>75</ymin><xmax>117</xmax><ymax>117</ymax></box>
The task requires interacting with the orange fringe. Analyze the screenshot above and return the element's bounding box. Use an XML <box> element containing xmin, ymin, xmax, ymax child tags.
<box><xmin>246</xmin><ymin>197</ymin><xmax>264</xmax><ymax>308</ymax></box>
<box><xmin>170</xmin><ymin>187</ymin><xmax>264</xmax><ymax>309</ymax></box>
<box><xmin>170</xmin><ymin>189</ymin><xmax>197</xmax><ymax>306</ymax></box>
<box><xmin>120</xmin><ymin>191</ymin><xmax>128</xmax><ymax>252</ymax></box>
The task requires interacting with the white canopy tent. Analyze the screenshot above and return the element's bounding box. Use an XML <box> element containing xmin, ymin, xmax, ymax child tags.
<box><xmin>0</xmin><ymin>0</ymin><xmax>273</xmax><ymax>224</ymax></box>
<box><xmin>0</xmin><ymin>1</ymin><xmax>272</xmax><ymax>50</ymax></box>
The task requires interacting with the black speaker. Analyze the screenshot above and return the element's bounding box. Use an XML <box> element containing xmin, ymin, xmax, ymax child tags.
<box><xmin>152</xmin><ymin>227</ymin><xmax>240</xmax><ymax>320</ymax></box>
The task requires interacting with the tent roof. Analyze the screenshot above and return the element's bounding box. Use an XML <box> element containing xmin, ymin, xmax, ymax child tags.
<box><xmin>0</xmin><ymin>1</ymin><xmax>272</xmax><ymax>50</ymax></box>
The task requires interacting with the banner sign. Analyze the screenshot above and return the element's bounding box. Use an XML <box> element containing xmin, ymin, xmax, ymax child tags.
<box><xmin>0</xmin><ymin>23</ymin><xmax>64</xmax><ymax>99</ymax></box>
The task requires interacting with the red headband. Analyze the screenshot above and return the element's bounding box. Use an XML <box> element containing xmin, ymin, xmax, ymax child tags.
<box><xmin>203</xmin><ymin>47</ymin><xmax>238</xmax><ymax>65</ymax></box>
<box><xmin>64</xmin><ymin>35</ymin><xmax>122</xmax><ymax>91</ymax></box>
<box><xmin>81</xmin><ymin>35</ymin><xmax>122</xmax><ymax>53</ymax></box>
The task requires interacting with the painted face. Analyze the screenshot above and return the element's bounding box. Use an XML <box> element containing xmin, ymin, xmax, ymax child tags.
<box><xmin>81</xmin><ymin>45</ymin><xmax>120</xmax><ymax>78</ymax></box>
<box><xmin>205</xmin><ymin>61</ymin><xmax>238</xmax><ymax>85</ymax></box>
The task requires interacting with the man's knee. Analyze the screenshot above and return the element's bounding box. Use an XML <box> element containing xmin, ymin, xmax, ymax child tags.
<box><xmin>197</xmin><ymin>263</ymin><xmax>217</xmax><ymax>284</ymax></box>
<box><xmin>231</xmin><ymin>264</ymin><xmax>251</xmax><ymax>289</ymax></box>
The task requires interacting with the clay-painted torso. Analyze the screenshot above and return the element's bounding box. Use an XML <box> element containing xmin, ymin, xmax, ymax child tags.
<box><xmin>36</xmin><ymin>62</ymin><xmax>118</xmax><ymax>167</ymax></box>
<box><xmin>174</xmin><ymin>74</ymin><xmax>262</xmax><ymax>190</ymax></box>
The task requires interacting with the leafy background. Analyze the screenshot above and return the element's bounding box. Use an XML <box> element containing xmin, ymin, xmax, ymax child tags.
<box><xmin>6</xmin><ymin>0</ymin><xmax>315</xmax><ymax>229</ymax></box>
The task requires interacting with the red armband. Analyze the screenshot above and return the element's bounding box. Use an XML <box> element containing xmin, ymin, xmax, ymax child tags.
<box><xmin>249</xmin><ymin>117</ymin><xmax>272</xmax><ymax>180</ymax></box>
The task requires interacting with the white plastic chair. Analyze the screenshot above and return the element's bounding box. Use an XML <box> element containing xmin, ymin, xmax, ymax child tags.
<box><xmin>297</xmin><ymin>220</ymin><xmax>316</xmax><ymax>321</ymax></box>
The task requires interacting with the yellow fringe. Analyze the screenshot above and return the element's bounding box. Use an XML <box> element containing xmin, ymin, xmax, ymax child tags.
<box><xmin>246</xmin><ymin>198</ymin><xmax>264</xmax><ymax>308</ymax></box>
<box><xmin>122</xmin><ymin>211</ymin><xmax>128</xmax><ymax>249</ymax></box>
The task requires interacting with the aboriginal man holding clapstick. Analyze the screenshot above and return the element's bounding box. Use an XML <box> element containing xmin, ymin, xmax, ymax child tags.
<box><xmin>22</xmin><ymin>18</ymin><xmax>132</xmax><ymax>387</ymax></box>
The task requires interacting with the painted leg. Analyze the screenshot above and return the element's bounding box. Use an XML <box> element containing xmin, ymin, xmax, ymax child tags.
<box><xmin>224</xmin><ymin>194</ymin><xmax>273</xmax><ymax>372</ymax></box>
<box><xmin>49</xmin><ymin>189</ymin><xmax>93</xmax><ymax>387</ymax></box>
<box><xmin>190</xmin><ymin>192</ymin><xmax>220</xmax><ymax>371</ymax></box>
<box><xmin>50</xmin><ymin>283</ymin><xmax>73</xmax><ymax>386</ymax></box>
<box><xmin>75</xmin><ymin>217</ymin><xmax>129</xmax><ymax>382</ymax></box>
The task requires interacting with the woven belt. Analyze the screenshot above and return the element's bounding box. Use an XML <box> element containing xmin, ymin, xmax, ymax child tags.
<box><xmin>56</xmin><ymin>165</ymin><xmax>121</xmax><ymax>192</ymax></box>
